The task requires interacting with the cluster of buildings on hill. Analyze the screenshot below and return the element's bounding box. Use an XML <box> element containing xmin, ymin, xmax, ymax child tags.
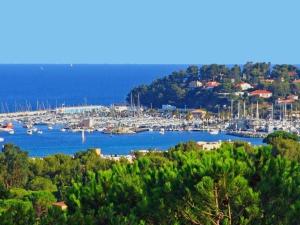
<box><xmin>188</xmin><ymin>78</ymin><xmax>300</xmax><ymax>105</ymax></box>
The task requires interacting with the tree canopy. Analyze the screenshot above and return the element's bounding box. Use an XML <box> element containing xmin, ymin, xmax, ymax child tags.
<box><xmin>0</xmin><ymin>138</ymin><xmax>300</xmax><ymax>224</ymax></box>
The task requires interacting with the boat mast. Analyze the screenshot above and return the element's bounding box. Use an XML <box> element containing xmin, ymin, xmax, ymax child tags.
<box><xmin>243</xmin><ymin>101</ymin><xmax>246</xmax><ymax>118</ymax></box>
<box><xmin>237</xmin><ymin>101</ymin><xmax>240</xmax><ymax>119</ymax></box>
<box><xmin>256</xmin><ymin>101</ymin><xmax>259</xmax><ymax>120</ymax></box>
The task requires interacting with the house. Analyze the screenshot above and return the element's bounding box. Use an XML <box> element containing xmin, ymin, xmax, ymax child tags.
<box><xmin>205</xmin><ymin>81</ymin><xmax>220</xmax><ymax>89</ymax></box>
<box><xmin>249</xmin><ymin>90</ymin><xmax>272</xmax><ymax>98</ymax></box>
<box><xmin>288</xmin><ymin>71</ymin><xmax>297</xmax><ymax>76</ymax></box>
<box><xmin>196</xmin><ymin>141</ymin><xmax>222</xmax><ymax>151</ymax></box>
<box><xmin>293</xmin><ymin>79</ymin><xmax>300</xmax><ymax>84</ymax></box>
<box><xmin>287</xmin><ymin>95</ymin><xmax>298</xmax><ymax>100</ymax></box>
<box><xmin>189</xmin><ymin>80</ymin><xmax>203</xmax><ymax>88</ymax></box>
<box><xmin>52</xmin><ymin>201</ymin><xmax>68</xmax><ymax>210</ymax></box>
<box><xmin>235</xmin><ymin>82</ymin><xmax>253</xmax><ymax>91</ymax></box>
<box><xmin>276</xmin><ymin>98</ymin><xmax>295</xmax><ymax>104</ymax></box>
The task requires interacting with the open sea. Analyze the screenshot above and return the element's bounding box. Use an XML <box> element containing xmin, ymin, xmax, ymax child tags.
<box><xmin>0</xmin><ymin>64</ymin><xmax>263</xmax><ymax>156</ymax></box>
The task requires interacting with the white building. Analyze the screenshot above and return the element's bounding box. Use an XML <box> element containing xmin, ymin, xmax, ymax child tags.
<box><xmin>189</xmin><ymin>80</ymin><xmax>203</xmax><ymax>88</ymax></box>
<box><xmin>236</xmin><ymin>82</ymin><xmax>253</xmax><ymax>91</ymax></box>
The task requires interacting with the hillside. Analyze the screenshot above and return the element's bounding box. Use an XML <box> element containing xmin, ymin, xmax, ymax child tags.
<box><xmin>128</xmin><ymin>63</ymin><xmax>300</xmax><ymax>112</ymax></box>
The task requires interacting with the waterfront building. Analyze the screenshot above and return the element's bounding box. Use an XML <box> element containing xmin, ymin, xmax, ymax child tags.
<box><xmin>80</xmin><ymin>118</ymin><xmax>94</xmax><ymax>128</ymax></box>
<box><xmin>112</xmin><ymin>105</ymin><xmax>129</xmax><ymax>112</ymax></box>
<box><xmin>190</xmin><ymin>109</ymin><xmax>207</xmax><ymax>119</ymax></box>
<box><xmin>56</xmin><ymin>105</ymin><xmax>109</xmax><ymax>114</ymax></box>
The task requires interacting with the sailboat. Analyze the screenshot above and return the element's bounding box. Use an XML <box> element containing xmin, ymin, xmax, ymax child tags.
<box><xmin>81</xmin><ymin>130</ymin><xmax>86</xmax><ymax>143</ymax></box>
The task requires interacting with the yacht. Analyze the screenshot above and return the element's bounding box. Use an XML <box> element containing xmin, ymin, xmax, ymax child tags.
<box><xmin>159</xmin><ymin>128</ymin><xmax>165</xmax><ymax>135</ymax></box>
<box><xmin>0</xmin><ymin>137</ymin><xmax>4</xmax><ymax>142</ymax></box>
<box><xmin>27</xmin><ymin>129</ymin><xmax>33</xmax><ymax>135</ymax></box>
<box><xmin>209</xmin><ymin>129</ymin><xmax>219</xmax><ymax>135</ymax></box>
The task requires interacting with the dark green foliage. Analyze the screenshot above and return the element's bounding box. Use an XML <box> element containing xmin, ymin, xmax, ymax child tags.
<box><xmin>0</xmin><ymin>137</ymin><xmax>300</xmax><ymax>224</ymax></box>
<box><xmin>0</xmin><ymin>144</ymin><xmax>29</xmax><ymax>189</ymax></box>
<box><xmin>0</xmin><ymin>199</ymin><xmax>35</xmax><ymax>225</ymax></box>
<box><xmin>127</xmin><ymin>63</ymin><xmax>299</xmax><ymax>111</ymax></box>
<box><xmin>263</xmin><ymin>131</ymin><xmax>299</xmax><ymax>144</ymax></box>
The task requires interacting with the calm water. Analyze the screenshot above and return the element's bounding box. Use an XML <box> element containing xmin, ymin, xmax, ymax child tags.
<box><xmin>0</xmin><ymin>64</ymin><xmax>263</xmax><ymax>156</ymax></box>
<box><xmin>1</xmin><ymin>123</ymin><xmax>263</xmax><ymax>157</ymax></box>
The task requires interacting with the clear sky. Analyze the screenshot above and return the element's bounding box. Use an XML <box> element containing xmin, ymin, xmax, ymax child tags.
<box><xmin>0</xmin><ymin>0</ymin><xmax>299</xmax><ymax>64</ymax></box>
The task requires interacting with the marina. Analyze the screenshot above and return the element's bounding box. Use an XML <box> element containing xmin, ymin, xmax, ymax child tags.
<box><xmin>0</xmin><ymin>104</ymin><xmax>268</xmax><ymax>157</ymax></box>
<box><xmin>1</xmin><ymin>99</ymin><xmax>299</xmax><ymax>157</ymax></box>
<box><xmin>0</xmin><ymin>122</ymin><xmax>263</xmax><ymax>157</ymax></box>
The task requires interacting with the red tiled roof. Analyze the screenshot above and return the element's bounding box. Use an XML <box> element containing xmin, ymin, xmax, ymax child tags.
<box><xmin>288</xmin><ymin>71</ymin><xmax>297</xmax><ymax>76</ymax></box>
<box><xmin>277</xmin><ymin>98</ymin><xmax>295</xmax><ymax>104</ymax></box>
<box><xmin>206</xmin><ymin>81</ymin><xmax>220</xmax><ymax>87</ymax></box>
<box><xmin>250</xmin><ymin>90</ymin><xmax>272</xmax><ymax>95</ymax></box>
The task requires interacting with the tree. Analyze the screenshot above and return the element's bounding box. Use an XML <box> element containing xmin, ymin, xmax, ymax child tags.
<box><xmin>0</xmin><ymin>199</ymin><xmax>35</xmax><ymax>225</ymax></box>
<box><xmin>0</xmin><ymin>144</ymin><xmax>29</xmax><ymax>189</ymax></box>
<box><xmin>28</xmin><ymin>177</ymin><xmax>57</xmax><ymax>192</ymax></box>
<box><xmin>26</xmin><ymin>191</ymin><xmax>56</xmax><ymax>218</ymax></box>
<box><xmin>263</xmin><ymin>131</ymin><xmax>299</xmax><ymax>144</ymax></box>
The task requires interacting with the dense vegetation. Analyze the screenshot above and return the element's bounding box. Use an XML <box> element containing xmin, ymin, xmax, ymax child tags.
<box><xmin>128</xmin><ymin>63</ymin><xmax>300</xmax><ymax>111</ymax></box>
<box><xmin>1</xmin><ymin>132</ymin><xmax>300</xmax><ymax>224</ymax></box>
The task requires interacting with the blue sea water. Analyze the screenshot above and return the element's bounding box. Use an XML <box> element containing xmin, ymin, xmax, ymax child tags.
<box><xmin>1</xmin><ymin>124</ymin><xmax>263</xmax><ymax>157</ymax></box>
<box><xmin>0</xmin><ymin>64</ymin><xmax>263</xmax><ymax>156</ymax></box>
<box><xmin>0</xmin><ymin>64</ymin><xmax>190</xmax><ymax>111</ymax></box>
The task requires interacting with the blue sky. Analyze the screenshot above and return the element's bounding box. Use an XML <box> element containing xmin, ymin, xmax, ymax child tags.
<box><xmin>0</xmin><ymin>0</ymin><xmax>299</xmax><ymax>64</ymax></box>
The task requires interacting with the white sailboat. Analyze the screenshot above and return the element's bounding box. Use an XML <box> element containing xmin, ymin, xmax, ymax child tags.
<box><xmin>81</xmin><ymin>130</ymin><xmax>86</xmax><ymax>143</ymax></box>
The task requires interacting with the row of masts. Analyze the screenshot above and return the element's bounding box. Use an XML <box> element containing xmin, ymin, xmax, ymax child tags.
<box><xmin>231</xmin><ymin>100</ymin><xmax>297</xmax><ymax>121</ymax></box>
<box><xmin>0</xmin><ymin>99</ymin><xmax>89</xmax><ymax>114</ymax></box>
